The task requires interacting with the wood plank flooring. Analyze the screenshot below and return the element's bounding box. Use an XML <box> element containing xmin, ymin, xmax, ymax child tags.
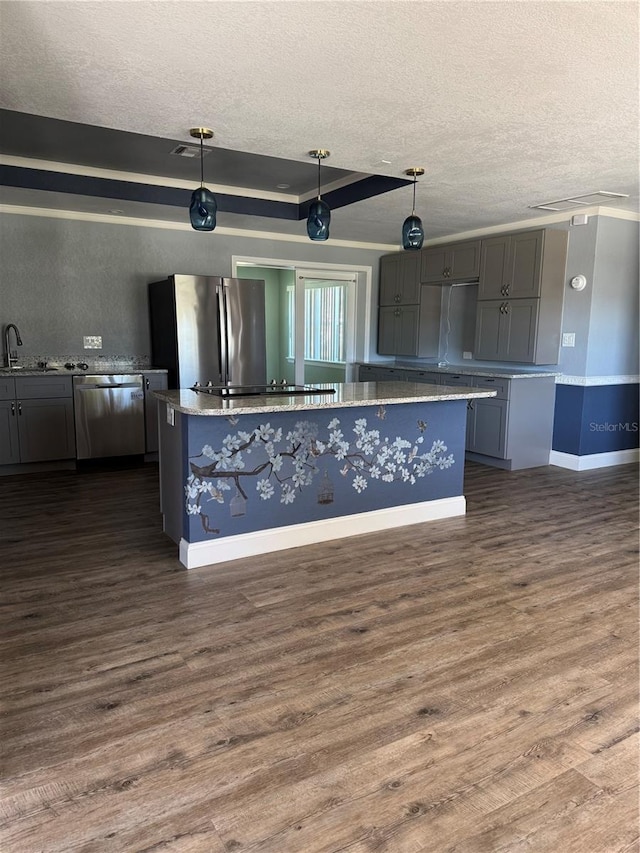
<box><xmin>0</xmin><ymin>460</ymin><xmax>638</xmax><ymax>852</ymax></box>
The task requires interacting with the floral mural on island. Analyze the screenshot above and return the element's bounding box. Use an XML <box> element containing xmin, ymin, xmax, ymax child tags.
<box><xmin>185</xmin><ymin>408</ymin><xmax>455</xmax><ymax>536</ymax></box>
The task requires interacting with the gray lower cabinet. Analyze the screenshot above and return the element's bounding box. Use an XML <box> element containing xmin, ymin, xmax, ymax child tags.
<box><xmin>467</xmin><ymin>397</ymin><xmax>509</xmax><ymax>458</ymax></box>
<box><xmin>466</xmin><ymin>374</ymin><xmax>556</xmax><ymax>470</ymax></box>
<box><xmin>144</xmin><ymin>372</ymin><xmax>169</xmax><ymax>453</ymax></box>
<box><xmin>17</xmin><ymin>397</ymin><xmax>76</xmax><ymax>462</ymax></box>
<box><xmin>1</xmin><ymin>376</ymin><xmax>75</xmax><ymax>465</ymax></box>
<box><xmin>378</xmin><ymin>305</ymin><xmax>421</xmax><ymax>356</ymax></box>
<box><xmin>358</xmin><ymin>365</ymin><xmax>407</xmax><ymax>382</ymax></box>
<box><xmin>0</xmin><ymin>399</ymin><xmax>20</xmax><ymax>464</ymax></box>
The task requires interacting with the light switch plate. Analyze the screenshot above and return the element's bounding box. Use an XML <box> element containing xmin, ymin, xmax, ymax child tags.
<box><xmin>83</xmin><ymin>335</ymin><xmax>102</xmax><ymax>349</ymax></box>
<box><xmin>562</xmin><ymin>332</ymin><xmax>576</xmax><ymax>347</ymax></box>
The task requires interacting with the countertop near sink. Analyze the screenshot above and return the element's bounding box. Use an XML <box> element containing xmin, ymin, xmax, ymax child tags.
<box><xmin>0</xmin><ymin>367</ymin><xmax>168</xmax><ymax>376</ymax></box>
<box><xmin>364</xmin><ymin>362</ymin><xmax>560</xmax><ymax>380</ymax></box>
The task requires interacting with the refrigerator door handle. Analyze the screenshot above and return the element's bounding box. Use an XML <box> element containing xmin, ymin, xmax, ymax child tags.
<box><xmin>217</xmin><ymin>283</ymin><xmax>229</xmax><ymax>384</ymax></box>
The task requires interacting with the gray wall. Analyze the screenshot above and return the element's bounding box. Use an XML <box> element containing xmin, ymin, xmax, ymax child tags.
<box><xmin>0</xmin><ymin>213</ymin><xmax>386</xmax><ymax>360</ymax></box>
<box><xmin>587</xmin><ymin>217</ymin><xmax>639</xmax><ymax>376</ymax></box>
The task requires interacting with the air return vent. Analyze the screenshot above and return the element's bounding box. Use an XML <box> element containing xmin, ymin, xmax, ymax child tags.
<box><xmin>169</xmin><ymin>144</ymin><xmax>212</xmax><ymax>158</ymax></box>
<box><xmin>530</xmin><ymin>191</ymin><xmax>628</xmax><ymax>212</ymax></box>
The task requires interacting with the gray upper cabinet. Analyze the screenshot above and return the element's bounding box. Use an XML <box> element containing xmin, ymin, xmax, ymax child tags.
<box><xmin>377</xmin><ymin>254</ymin><xmax>441</xmax><ymax>357</ymax></box>
<box><xmin>474</xmin><ymin>299</ymin><xmax>539</xmax><ymax>363</ymax></box>
<box><xmin>474</xmin><ymin>228</ymin><xmax>568</xmax><ymax>364</ymax></box>
<box><xmin>379</xmin><ymin>252</ymin><xmax>421</xmax><ymax>306</ymax></box>
<box><xmin>478</xmin><ymin>229</ymin><xmax>560</xmax><ymax>300</ymax></box>
<box><xmin>420</xmin><ymin>240</ymin><xmax>481</xmax><ymax>283</ymax></box>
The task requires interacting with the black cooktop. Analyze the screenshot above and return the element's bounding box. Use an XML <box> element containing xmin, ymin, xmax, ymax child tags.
<box><xmin>191</xmin><ymin>382</ymin><xmax>336</xmax><ymax>399</ymax></box>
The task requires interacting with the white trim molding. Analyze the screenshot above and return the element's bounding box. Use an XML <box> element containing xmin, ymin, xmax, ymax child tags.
<box><xmin>550</xmin><ymin>448</ymin><xmax>639</xmax><ymax>471</ymax></box>
<box><xmin>179</xmin><ymin>495</ymin><xmax>466</xmax><ymax>569</ymax></box>
<box><xmin>556</xmin><ymin>374</ymin><xmax>640</xmax><ymax>386</ymax></box>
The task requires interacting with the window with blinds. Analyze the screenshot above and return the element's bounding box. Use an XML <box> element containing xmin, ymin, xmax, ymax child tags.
<box><xmin>287</xmin><ymin>281</ymin><xmax>347</xmax><ymax>363</ymax></box>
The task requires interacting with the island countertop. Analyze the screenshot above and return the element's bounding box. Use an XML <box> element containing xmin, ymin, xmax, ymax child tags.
<box><xmin>154</xmin><ymin>381</ymin><xmax>497</xmax><ymax>416</ymax></box>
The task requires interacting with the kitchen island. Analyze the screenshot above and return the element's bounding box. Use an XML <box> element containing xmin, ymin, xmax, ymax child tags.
<box><xmin>155</xmin><ymin>381</ymin><xmax>496</xmax><ymax>569</ymax></box>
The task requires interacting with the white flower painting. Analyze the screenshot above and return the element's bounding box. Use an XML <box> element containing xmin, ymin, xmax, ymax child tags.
<box><xmin>185</xmin><ymin>415</ymin><xmax>455</xmax><ymax>534</ymax></box>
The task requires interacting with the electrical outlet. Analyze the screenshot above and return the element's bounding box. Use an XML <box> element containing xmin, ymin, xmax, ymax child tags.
<box><xmin>462</xmin><ymin>351</ymin><xmax>473</xmax><ymax>359</ymax></box>
<box><xmin>166</xmin><ymin>404</ymin><xmax>175</xmax><ymax>426</ymax></box>
<box><xmin>562</xmin><ymin>332</ymin><xmax>576</xmax><ymax>347</ymax></box>
<box><xmin>83</xmin><ymin>335</ymin><xmax>102</xmax><ymax>349</ymax></box>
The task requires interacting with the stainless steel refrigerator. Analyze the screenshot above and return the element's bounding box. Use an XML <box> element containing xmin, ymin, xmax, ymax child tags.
<box><xmin>148</xmin><ymin>275</ymin><xmax>267</xmax><ymax>389</ymax></box>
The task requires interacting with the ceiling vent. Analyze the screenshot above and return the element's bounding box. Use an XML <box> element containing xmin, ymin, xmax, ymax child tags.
<box><xmin>169</xmin><ymin>144</ymin><xmax>212</xmax><ymax>158</ymax></box>
<box><xmin>530</xmin><ymin>191</ymin><xmax>629</xmax><ymax>212</ymax></box>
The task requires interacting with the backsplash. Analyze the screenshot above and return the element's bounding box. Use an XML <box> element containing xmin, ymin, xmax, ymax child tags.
<box><xmin>12</xmin><ymin>354</ymin><xmax>152</xmax><ymax>370</ymax></box>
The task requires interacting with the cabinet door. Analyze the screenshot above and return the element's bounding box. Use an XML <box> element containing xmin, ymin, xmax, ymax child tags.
<box><xmin>379</xmin><ymin>253</ymin><xmax>420</xmax><ymax>305</ymax></box>
<box><xmin>448</xmin><ymin>241</ymin><xmax>481</xmax><ymax>281</ymax></box>
<box><xmin>144</xmin><ymin>373</ymin><xmax>169</xmax><ymax>453</ymax></box>
<box><xmin>502</xmin><ymin>299</ymin><xmax>539</xmax><ymax>363</ymax></box>
<box><xmin>378</xmin><ymin>307</ymin><xmax>399</xmax><ymax>354</ymax></box>
<box><xmin>379</xmin><ymin>254</ymin><xmax>402</xmax><ymax>306</ymax></box>
<box><xmin>421</xmin><ymin>246</ymin><xmax>449</xmax><ymax>283</ymax></box>
<box><xmin>396</xmin><ymin>305</ymin><xmax>420</xmax><ymax>356</ymax></box>
<box><xmin>467</xmin><ymin>397</ymin><xmax>509</xmax><ymax>458</ymax></box>
<box><xmin>507</xmin><ymin>230</ymin><xmax>543</xmax><ymax>298</ymax></box>
<box><xmin>474</xmin><ymin>301</ymin><xmax>504</xmax><ymax>360</ymax></box>
<box><xmin>399</xmin><ymin>252</ymin><xmax>421</xmax><ymax>303</ymax></box>
<box><xmin>0</xmin><ymin>400</ymin><xmax>20</xmax><ymax>464</ymax></box>
<box><xmin>478</xmin><ymin>235</ymin><xmax>510</xmax><ymax>299</ymax></box>
<box><xmin>17</xmin><ymin>398</ymin><xmax>76</xmax><ymax>462</ymax></box>
<box><xmin>377</xmin><ymin>306</ymin><xmax>419</xmax><ymax>356</ymax></box>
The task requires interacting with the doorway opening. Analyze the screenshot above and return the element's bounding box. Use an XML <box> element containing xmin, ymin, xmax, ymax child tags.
<box><xmin>232</xmin><ymin>256</ymin><xmax>372</xmax><ymax>385</ymax></box>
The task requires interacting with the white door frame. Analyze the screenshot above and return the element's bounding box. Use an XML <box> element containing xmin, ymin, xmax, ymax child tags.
<box><xmin>231</xmin><ymin>255</ymin><xmax>373</xmax><ymax>380</ymax></box>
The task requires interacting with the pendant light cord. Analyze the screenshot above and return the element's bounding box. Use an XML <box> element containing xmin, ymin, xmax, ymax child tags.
<box><xmin>200</xmin><ymin>135</ymin><xmax>204</xmax><ymax>188</ymax></box>
<box><xmin>317</xmin><ymin>156</ymin><xmax>322</xmax><ymax>200</ymax></box>
<box><xmin>412</xmin><ymin>174</ymin><xmax>417</xmax><ymax>215</ymax></box>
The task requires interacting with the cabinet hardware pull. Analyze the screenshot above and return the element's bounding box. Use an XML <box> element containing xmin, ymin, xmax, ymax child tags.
<box><xmin>11</xmin><ymin>402</ymin><xmax>15</xmax><ymax>416</ymax></box>
<box><xmin>467</xmin><ymin>401</ymin><xmax>474</xmax><ymax>410</ymax></box>
<box><xmin>504</xmin><ymin>303</ymin><xmax>510</xmax><ymax>314</ymax></box>
<box><xmin>145</xmin><ymin>378</ymin><xmax>150</xmax><ymax>390</ymax></box>
<box><xmin>18</xmin><ymin>402</ymin><xmax>22</xmax><ymax>415</ymax></box>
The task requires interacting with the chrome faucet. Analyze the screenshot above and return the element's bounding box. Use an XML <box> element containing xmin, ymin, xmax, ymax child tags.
<box><xmin>4</xmin><ymin>324</ymin><xmax>23</xmax><ymax>368</ymax></box>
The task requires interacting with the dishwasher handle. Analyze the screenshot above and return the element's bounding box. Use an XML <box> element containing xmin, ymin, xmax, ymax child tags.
<box><xmin>75</xmin><ymin>381</ymin><xmax>142</xmax><ymax>390</ymax></box>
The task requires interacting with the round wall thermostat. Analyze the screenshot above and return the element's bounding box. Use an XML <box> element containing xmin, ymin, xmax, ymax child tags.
<box><xmin>570</xmin><ymin>274</ymin><xmax>587</xmax><ymax>291</ymax></box>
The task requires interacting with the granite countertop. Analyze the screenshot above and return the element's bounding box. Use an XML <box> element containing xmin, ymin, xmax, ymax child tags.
<box><xmin>368</xmin><ymin>362</ymin><xmax>560</xmax><ymax>380</ymax></box>
<box><xmin>155</xmin><ymin>381</ymin><xmax>496</xmax><ymax>417</ymax></box>
<box><xmin>0</xmin><ymin>366</ymin><xmax>168</xmax><ymax>376</ymax></box>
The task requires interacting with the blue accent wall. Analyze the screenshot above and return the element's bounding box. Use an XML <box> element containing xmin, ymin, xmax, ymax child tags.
<box><xmin>182</xmin><ymin>401</ymin><xmax>466</xmax><ymax>542</ymax></box>
<box><xmin>553</xmin><ymin>384</ymin><xmax>639</xmax><ymax>455</ymax></box>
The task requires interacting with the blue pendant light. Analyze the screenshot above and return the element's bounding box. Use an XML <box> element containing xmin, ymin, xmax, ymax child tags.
<box><xmin>402</xmin><ymin>167</ymin><xmax>425</xmax><ymax>250</ymax></box>
<box><xmin>189</xmin><ymin>127</ymin><xmax>217</xmax><ymax>231</ymax></box>
<box><xmin>307</xmin><ymin>149</ymin><xmax>331</xmax><ymax>241</ymax></box>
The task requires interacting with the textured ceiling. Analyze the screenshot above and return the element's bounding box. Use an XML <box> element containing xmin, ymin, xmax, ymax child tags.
<box><xmin>0</xmin><ymin>0</ymin><xmax>638</xmax><ymax>246</ymax></box>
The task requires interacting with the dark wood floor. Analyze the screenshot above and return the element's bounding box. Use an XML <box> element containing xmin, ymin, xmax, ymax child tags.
<box><xmin>0</xmin><ymin>459</ymin><xmax>638</xmax><ymax>852</ymax></box>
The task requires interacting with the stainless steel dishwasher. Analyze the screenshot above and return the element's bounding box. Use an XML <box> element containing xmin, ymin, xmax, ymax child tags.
<box><xmin>73</xmin><ymin>374</ymin><xmax>145</xmax><ymax>459</ymax></box>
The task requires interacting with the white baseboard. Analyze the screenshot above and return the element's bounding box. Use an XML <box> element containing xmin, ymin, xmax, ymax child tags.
<box><xmin>180</xmin><ymin>495</ymin><xmax>466</xmax><ymax>569</ymax></box>
<box><xmin>549</xmin><ymin>448</ymin><xmax>640</xmax><ymax>471</ymax></box>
